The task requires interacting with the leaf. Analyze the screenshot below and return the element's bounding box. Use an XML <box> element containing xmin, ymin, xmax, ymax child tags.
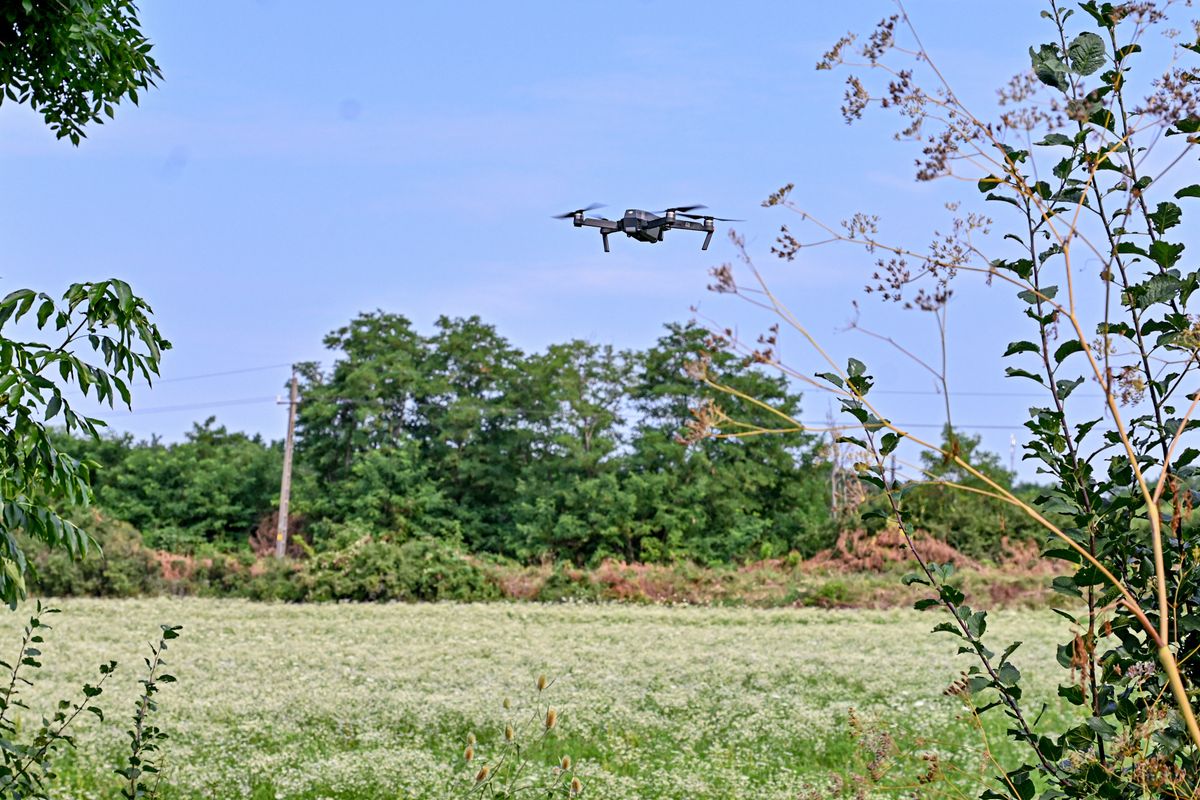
<box><xmin>1053</xmin><ymin>339</ymin><xmax>1085</xmax><ymax>364</ymax></box>
<box><xmin>1067</xmin><ymin>31</ymin><xmax>1106</xmax><ymax>75</ymax></box>
<box><xmin>1030</xmin><ymin>44</ymin><xmax>1071</xmax><ymax>91</ymax></box>
<box><xmin>978</xmin><ymin>175</ymin><xmax>1004</xmax><ymax>192</ymax></box>
<box><xmin>1003</xmin><ymin>340</ymin><xmax>1040</xmax><ymax>357</ymax></box>
<box><xmin>1147</xmin><ymin>201</ymin><xmax>1182</xmax><ymax>234</ymax></box>
<box><xmin>1005</xmin><ymin>367</ymin><xmax>1045</xmax><ymax>384</ymax></box>
<box><xmin>815</xmin><ymin>371</ymin><xmax>844</xmax><ymax>389</ymax></box>
<box><xmin>1034</xmin><ymin>133</ymin><xmax>1076</xmax><ymax>147</ymax></box>
<box><xmin>1149</xmin><ymin>240</ymin><xmax>1185</xmax><ymax>269</ymax></box>
<box><xmin>1176</xmin><ymin>184</ymin><xmax>1200</xmax><ymax>200</ymax></box>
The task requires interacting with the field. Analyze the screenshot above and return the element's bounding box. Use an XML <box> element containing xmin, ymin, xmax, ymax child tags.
<box><xmin>0</xmin><ymin>599</ymin><xmax>1076</xmax><ymax>799</ymax></box>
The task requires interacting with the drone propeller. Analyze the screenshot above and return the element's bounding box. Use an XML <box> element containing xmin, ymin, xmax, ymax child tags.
<box><xmin>680</xmin><ymin>212</ymin><xmax>743</xmax><ymax>222</ymax></box>
<box><xmin>553</xmin><ymin>203</ymin><xmax>605</xmax><ymax>219</ymax></box>
<box><xmin>658</xmin><ymin>205</ymin><xmax>707</xmax><ymax>215</ymax></box>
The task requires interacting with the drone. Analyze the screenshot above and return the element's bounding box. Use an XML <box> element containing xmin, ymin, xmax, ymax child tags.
<box><xmin>553</xmin><ymin>204</ymin><xmax>740</xmax><ymax>252</ymax></box>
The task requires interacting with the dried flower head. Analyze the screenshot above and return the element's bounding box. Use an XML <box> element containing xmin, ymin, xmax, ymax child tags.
<box><xmin>545</xmin><ymin>707</ymin><xmax>558</xmax><ymax>729</ymax></box>
<box><xmin>474</xmin><ymin>765</ymin><xmax>489</xmax><ymax>783</ymax></box>
<box><xmin>561</xmin><ymin>754</ymin><xmax>572</xmax><ymax>770</ymax></box>
<box><xmin>570</xmin><ymin>776</ymin><xmax>583</xmax><ymax>796</ymax></box>
<box><xmin>504</xmin><ymin>723</ymin><xmax>514</xmax><ymax>742</ymax></box>
<box><xmin>537</xmin><ymin>674</ymin><xmax>548</xmax><ymax>692</ymax></box>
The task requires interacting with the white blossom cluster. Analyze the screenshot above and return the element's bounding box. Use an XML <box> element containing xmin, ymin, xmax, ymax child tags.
<box><xmin>0</xmin><ymin>598</ymin><xmax>1071</xmax><ymax>799</ymax></box>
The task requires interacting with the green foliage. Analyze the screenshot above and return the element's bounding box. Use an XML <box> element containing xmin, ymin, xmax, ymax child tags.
<box><xmin>292</xmin><ymin>315</ymin><xmax>832</xmax><ymax>565</ymax></box>
<box><xmin>865</xmin><ymin>426</ymin><xmax>1044</xmax><ymax>558</ymax></box>
<box><xmin>116</xmin><ymin>624</ymin><xmax>180</xmax><ymax>799</ymax></box>
<box><xmin>27</xmin><ymin>513</ymin><xmax>162</xmax><ymax>598</ymax></box>
<box><xmin>0</xmin><ymin>604</ymin><xmax>179</xmax><ymax>799</ymax></box>
<box><xmin>782</xmin><ymin>3</ymin><xmax>1200</xmax><ymax>797</ymax></box>
<box><xmin>301</xmin><ymin>536</ymin><xmax>500</xmax><ymax>603</ymax></box>
<box><xmin>0</xmin><ymin>0</ymin><xmax>160</xmax><ymax>144</ymax></box>
<box><xmin>0</xmin><ymin>281</ymin><xmax>169</xmax><ymax>605</ymax></box>
<box><xmin>57</xmin><ymin>418</ymin><xmax>282</xmax><ymax>550</ymax></box>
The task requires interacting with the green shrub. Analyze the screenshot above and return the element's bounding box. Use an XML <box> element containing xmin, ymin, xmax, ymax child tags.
<box><xmin>301</xmin><ymin>536</ymin><xmax>500</xmax><ymax>602</ymax></box>
<box><xmin>28</xmin><ymin>514</ymin><xmax>163</xmax><ymax>598</ymax></box>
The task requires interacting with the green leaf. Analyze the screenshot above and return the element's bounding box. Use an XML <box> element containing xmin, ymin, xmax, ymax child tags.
<box><xmin>1003</xmin><ymin>341</ymin><xmax>1040</xmax><ymax>357</ymax></box>
<box><xmin>1147</xmin><ymin>202</ymin><xmax>1183</xmax><ymax>234</ymax></box>
<box><xmin>1030</xmin><ymin>44</ymin><xmax>1070</xmax><ymax>91</ymax></box>
<box><xmin>1035</xmin><ymin>133</ymin><xmax>1076</xmax><ymax>147</ymax></box>
<box><xmin>1053</xmin><ymin>339</ymin><xmax>1085</xmax><ymax>364</ymax></box>
<box><xmin>1006</xmin><ymin>367</ymin><xmax>1045</xmax><ymax>384</ymax></box>
<box><xmin>1149</xmin><ymin>240</ymin><xmax>1185</xmax><ymax>269</ymax></box>
<box><xmin>977</xmin><ymin>175</ymin><xmax>1004</xmax><ymax>192</ymax></box>
<box><xmin>1067</xmin><ymin>32</ymin><xmax>1106</xmax><ymax>76</ymax></box>
<box><xmin>1176</xmin><ymin>184</ymin><xmax>1200</xmax><ymax>200</ymax></box>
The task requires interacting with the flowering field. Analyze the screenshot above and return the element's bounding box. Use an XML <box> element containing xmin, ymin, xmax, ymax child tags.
<box><xmin>0</xmin><ymin>599</ymin><xmax>1073</xmax><ymax>799</ymax></box>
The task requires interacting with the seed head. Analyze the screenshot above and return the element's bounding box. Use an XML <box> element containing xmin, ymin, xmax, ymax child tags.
<box><xmin>537</xmin><ymin>674</ymin><xmax>548</xmax><ymax>692</ymax></box>
<box><xmin>467</xmin><ymin>732</ymin><xmax>476</xmax><ymax>745</ymax></box>
<box><xmin>570</xmin><ymin>776</ymin><xmax>583</xmax><ymax>796</ymax></box>
<box><xmin>560</xmin><ymin>754</ymin><xmax>572</xmax><ymax>770</ymax></box>
<box><xmin>475</xmin><ymin>765</ymin><xmax>490</xmax><ymax>783</ymax></box>
<box><xmin>545</xmin><ymin>707</ymin><xmax>558</xmax><ymax>729</ymax></box>
<box><xmin>505</xmin><ymin>723</ymin><xmax>514</xmax><ymax>742</ymax></box>
<box><xmin>464</xmin><ymin>744</ymin><xmax>474</xmax><ymax>762</ymax></box>
<box><xmin>502</xmin><ymin>696</ymin><xmax>511</xmax><ymax>710</ymax></box>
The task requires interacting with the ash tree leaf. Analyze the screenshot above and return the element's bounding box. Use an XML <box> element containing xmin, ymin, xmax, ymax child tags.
<box><xmin>1176</xmin><ymin>184</ymin><xmax>1200</xmax><ymax>199</ymax></box>
<box><xmin>1067</xmin><ymin>32</ymin><xmax>1107</xmax><ymax>75</ymax></box>
<box><xmin>1031</xmin><ymin>44</ymin><xmax>1071</xmax><ymax>91</ymax></box>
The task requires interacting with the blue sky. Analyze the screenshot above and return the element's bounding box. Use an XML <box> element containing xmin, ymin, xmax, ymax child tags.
<box><xmin>2</xmin><ymin>1</ymin><xmax>1195</xmax><ymax>479</ymax></box>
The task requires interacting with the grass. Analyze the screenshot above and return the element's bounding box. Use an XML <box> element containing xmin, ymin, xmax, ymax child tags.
<box><xmin>0</xmin><ymin>598</ymin><xmax>1078</xmax><ymax>799</ymax></box>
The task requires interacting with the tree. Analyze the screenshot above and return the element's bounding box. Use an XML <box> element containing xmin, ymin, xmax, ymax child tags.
<box><xmin>0</xmin><ymin>0</ymin><xmax>160</xmax><ymax>144</ymax></box>
<box><xmin>0</xmin><ymin>283</ymin><xmax>168</xmax><ymax>603</ymax></box>
<box><xmin>630</xmin><ymin>323</ymin><xmax>830</xmax><ymax>562</ymax></box>
<box><xmin>0</xmin><ymin>0</ymin><xmax>165</xmax><ymax>604</ymax></box>
<box><xmin>90</xmin><ymin>419</ymin><xmax>280</xmax><ymax>550</ymax></box>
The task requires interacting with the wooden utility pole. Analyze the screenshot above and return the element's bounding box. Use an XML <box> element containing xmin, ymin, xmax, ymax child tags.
<box><xmin>275</xmin><ymin>368</ymin><xmax>299</xmax><ymax>559</ymax></box>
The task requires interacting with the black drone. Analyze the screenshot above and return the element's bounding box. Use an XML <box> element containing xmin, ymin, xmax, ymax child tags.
<box><xmin>553</xmin><ymin>204</ymin><xmax>740</xmax><ymax>252</ymax></box>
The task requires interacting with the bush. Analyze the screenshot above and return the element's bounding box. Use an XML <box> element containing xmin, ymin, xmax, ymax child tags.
<box><xmin>301</xmin><ymin>536</ymin><xmax>500</xmax><ymax>602</ymax></box>
<box><xmin>28</xmin><ymin>513</ymin><xmax>163</xmax><ymax>598</ymax></box>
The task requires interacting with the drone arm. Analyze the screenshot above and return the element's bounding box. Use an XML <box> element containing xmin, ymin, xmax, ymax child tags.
<box><xmin>663</xmin><ymin>219</ymin><xmax>707</xmax><ymax>232</ymax></box>
<box><xmin>602</xmin><ymin>230</ymin><xmax>610</xmax><ymax>252</ymax></box>
<box><xmin>702</xmin><ymin>230</ymin><xmax>713</xmax><ymax>251</ymax></box>
<box><xmin>579</xmin><ymin>217</ymin><xmax>619</xmax><ymax>231</ymax></box>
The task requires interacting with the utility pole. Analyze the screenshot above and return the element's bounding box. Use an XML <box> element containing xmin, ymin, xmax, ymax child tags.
<box><xmin>275</xmin><ymin>368</ymin><xmax>299</xmax><ymax>559</ymax></box>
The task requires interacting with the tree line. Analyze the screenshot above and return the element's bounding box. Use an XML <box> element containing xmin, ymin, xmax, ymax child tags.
<box><xmin>57</xmin><ymin>311</ymin><xmax>1039</xmax><ymax>563</ymax></box>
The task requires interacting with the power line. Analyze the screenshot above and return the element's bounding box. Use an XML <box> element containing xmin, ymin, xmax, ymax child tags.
<box><xmin>145</xmin><ymin>362</ymin><xmax>295</xmax><ymax>385</ymax></box>
<box><xmin>103</xmin><ymin>396</ymin><xmax>278</xmax><ymax>416</ymax></box>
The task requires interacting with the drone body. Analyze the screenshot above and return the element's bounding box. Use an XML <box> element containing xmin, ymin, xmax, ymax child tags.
<box><xmin>554</xmin><ymin>204</ymin><xmax>739</xmax><ymax>252</ymax></box>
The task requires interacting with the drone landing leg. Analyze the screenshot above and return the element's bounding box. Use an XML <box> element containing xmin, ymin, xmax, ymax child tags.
<box><xmin>602</xmin><ymin>231</ymin><xmax>610</xmax><ymax>253</ymax></box>
<box><xmin>701</xmin><ymin>231</ymin><xmax>713</xmax><ymax>251</ymax></box>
